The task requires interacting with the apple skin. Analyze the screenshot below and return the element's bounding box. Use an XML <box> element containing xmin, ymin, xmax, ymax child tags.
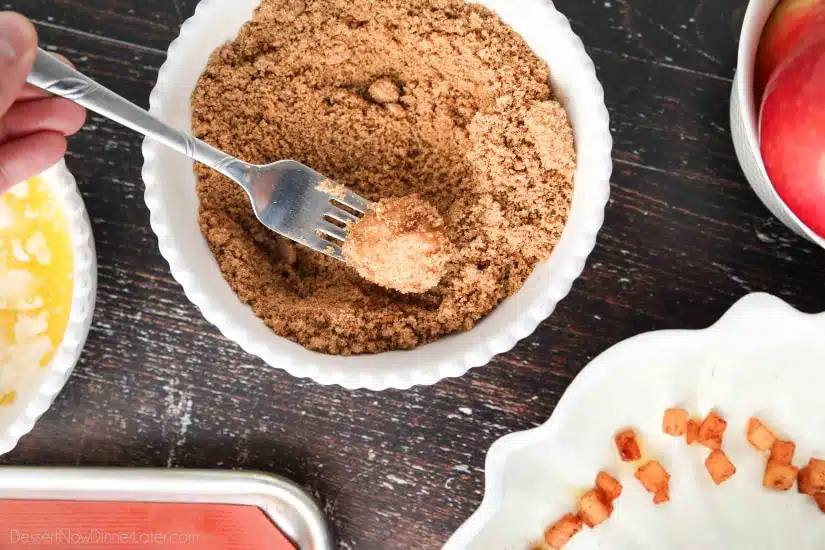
<box><xmin>759</xmin><ymin>34</ymin><xmax>825</xmax><ymax>239</ymax></box>
<box><xmin>755</xmin><ymin>0</ymin><xmax>825</xmax><ymax>103</ymax></box>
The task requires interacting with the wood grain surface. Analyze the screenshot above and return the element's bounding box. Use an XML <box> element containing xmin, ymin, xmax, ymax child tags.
<box><xmin>4</xmin><ymin>1</ymin><xmax>825</xmax><ymax>549</ymax></box>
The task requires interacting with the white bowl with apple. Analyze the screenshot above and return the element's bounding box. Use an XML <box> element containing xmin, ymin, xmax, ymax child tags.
<box><xmin>731</xmin><ymin>0</ymin><xmax>825</xmax><ymax>249</ymax></box>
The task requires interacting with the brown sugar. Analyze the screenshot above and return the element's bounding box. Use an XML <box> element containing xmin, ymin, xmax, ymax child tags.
<box><xmin>367</xmin><ymin>78</ymin><xmax>401</xmax><ymax>105</ymax></box>
<box><xmin>343</xmin><ymin>195</ymin><xmax>453</xmax><ymax>294</ymax></box>
<box><xmin>192</xmin><ymin>0</ymin><xmax>576</xmax><ymax>355</ymax></box>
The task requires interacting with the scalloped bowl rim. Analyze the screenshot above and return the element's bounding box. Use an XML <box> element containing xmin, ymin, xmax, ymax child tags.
<box><xmin>443</xmin><ymin>292</ymin><xmax>825</xmax><ymax>548</ymax></box>
<box><xmin>0</xmin><ymin>161</ymin><xmax>97</xmax><ymax>455</ymax></box>
<box><xmin>142</xmin><ymin>0</ymin><xmax>612</xmax><ymax>390</ymax></box>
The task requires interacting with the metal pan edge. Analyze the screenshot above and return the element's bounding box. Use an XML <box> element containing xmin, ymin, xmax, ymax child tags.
<box><xmin>0</xmin><ymin>467</ymin><xmax>334</xmax><ymax>550</ymax></box>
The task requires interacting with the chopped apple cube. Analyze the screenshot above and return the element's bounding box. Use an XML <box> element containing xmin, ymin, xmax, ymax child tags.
<box><xmin>544</xmin><ymin>513</ymin><xmax>583</xmax><ymax>550</ymax></box>
<box><xmin>663</xmin><ymin>408</ymin><xmax>689</xmax><ymax>437</ymax></box>
<box><xmin>697</xmin><ymin>411</ymin><xmax>727</xmax><ymax>450</ymax></box>
<box><xmin>614</xmin><ymin>429</ymin><xmax>642</xmax><ymax>462</ymax></box>
<box><xmin>705</xmin><ymin>449</ymin><xmax>736</xmax><ymax>485</ymax></box>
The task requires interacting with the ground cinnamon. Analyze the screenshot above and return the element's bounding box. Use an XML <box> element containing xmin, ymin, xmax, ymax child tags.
<box><xmin>192</xmin><ymin>0</ymin><xmax>576</xmax><ymax>355</ymax></box>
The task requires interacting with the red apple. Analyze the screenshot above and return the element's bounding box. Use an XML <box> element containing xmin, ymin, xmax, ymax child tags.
<box><xmin>759</xmin><ymin>34</ymin><xmax>825</xmax><ymax>239</ymax></box>
<box><xmin>755</xmin><ymin>0</ymin><xmax>825</xmax><ymax>103</ymax></box>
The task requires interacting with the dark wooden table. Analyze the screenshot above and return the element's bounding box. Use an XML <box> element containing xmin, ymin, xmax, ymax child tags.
<box><xmin>4</xmin><ymin>1</ymin><xmax>825</xmax><ymax>548</ymax></box>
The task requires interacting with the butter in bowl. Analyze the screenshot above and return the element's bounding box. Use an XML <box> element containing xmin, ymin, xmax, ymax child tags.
<box><xmin>0</xmin><ymin>162</ymin><xmax>96</xmax><ymax>455</ymax></box>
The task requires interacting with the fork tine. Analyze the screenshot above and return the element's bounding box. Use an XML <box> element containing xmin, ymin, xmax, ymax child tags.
<box><xmin>302</xmin><ymin>234</ymin><xmax>345</xmax><ymax>260</ymax></box>
<box><xmin>317</xmin><ymin>220</ymin><xmax>348</xmax><ymax>243</ymax></box>
<box><xmin>324</xmin><ymin>206</ymin><xmax>360</xmax><ymax>226</ymax></box>
<box><xmin>243</xmin><ymin>160</ymin><xmax>371</xmax><ymax>262</ymax></box>
<box><xmin>334</xmin><ymin>190</ymin><xmax>371</xmax><ymax>216</ymax></box>
<box><xmin>322</xmin><ymin>242</ymin><xmax>344</xmax><ymax>260</ymax></box>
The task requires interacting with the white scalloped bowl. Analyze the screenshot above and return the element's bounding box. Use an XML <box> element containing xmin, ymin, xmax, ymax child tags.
<box><xmin>0</xmin><ymin>161</ymin><xmax>97</xmax><ymax>455</ymax></box>
<box><xmin>142</xmin><ymin>0</ymin><xmax>612</xmax><ymax>390</ymax></box>
<box><xmin>445</xmin><ymin>293</ymin><xmax>825</xmax><ymax>549</ymax></box>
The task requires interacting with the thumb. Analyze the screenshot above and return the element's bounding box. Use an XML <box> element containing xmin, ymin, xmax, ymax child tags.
<box><xmin>0</xmin><ymin>12</ymin><xmax>37</xmax><ymax>116</ymax></box>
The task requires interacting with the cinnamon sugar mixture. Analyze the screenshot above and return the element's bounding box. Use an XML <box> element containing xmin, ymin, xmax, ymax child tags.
<box><xmin>343</xmin><ymin>195</ymin><xmax>454</xmax><ymax>295</ymax></box>
<box><xmin>192</xmin><ymin>0</ymin><xmax>576</xmax><ymax>355</ymax></box>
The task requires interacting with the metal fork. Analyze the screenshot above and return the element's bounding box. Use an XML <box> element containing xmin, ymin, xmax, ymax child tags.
<box><xmin>26</xmin><ymin>48</ymin><xmax>370</xmax><ymax>260</ymax></box>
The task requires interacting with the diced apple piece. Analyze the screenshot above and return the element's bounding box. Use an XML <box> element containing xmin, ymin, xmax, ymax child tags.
<box><xmin>653</xmin><ymin>488</ymin><xmax>670</xmax><ymax>504</ymax></box>
<box><xmin>615</xmin><ymin>429</ymin><xmax>642</xmax><ymax>462</ymax></box>
<box><xmin>764</xmin><ymin>461</ymin><xmax>799</xmax><ymax>491</ymax></box>
<box><xmin>544</xmin><ymin>513</ymin><xmax>583</xmax><ymax>550</ymax></box>
<box><xmin>635</xmin><ymin>460</ymin><xmax>670</xmax><ymax>504</ymax></box>
<box><xmin>747</xmin><ymin>417</ymin><xmax>777</xmax><ymax>452</ymax></box>
<box><xmin>578</xmin><ymin>489</ymin><xmax>613</xmax><ymax>528</ymax></box>
<box><xmin>770</xmin><ymin>440</ymin><xmax>796</xmax><ymax>465</ymax></box>
<box><xmin>697</xmin><ymin>411</ymin><xmax>727</xmax><ymax>450</ymax></box>
<box><xmin>595</xmin><ymin>471</ymin><xmax>623</xmax><ymax>503</ymax></box>
<box><xmin>705</xmin><ymin>449</ymin><xmax>736</xmax><ymax>485</ymax></box>
<box><xmin>807</xmin><ymin>458</ymin><xmax>825</xmax><ymax>492</ymax></box>
<box><xmin>685</xmin><ymin>418</ymin><xmax>700</xmax><ymax>445</ymax></box>
<box><xmin>663</xmin><ymin>408</ymin><xmax>689</xmax><ymax>437</ymax></box>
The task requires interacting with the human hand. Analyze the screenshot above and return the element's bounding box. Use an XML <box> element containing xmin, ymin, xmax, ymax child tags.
<box><xmin>0</xmin><ymin>12</ymin><xmax>86</xmax><ymax>194</ymax></box>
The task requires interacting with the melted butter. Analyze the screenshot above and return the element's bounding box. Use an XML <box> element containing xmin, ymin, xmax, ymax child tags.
<box><xmin>0</xmin><ymin>177</ymin><xmax>74</xmax><ymax>404</ymax></box>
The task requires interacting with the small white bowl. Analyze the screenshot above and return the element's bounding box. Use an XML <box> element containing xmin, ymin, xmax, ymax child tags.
<box><xmin>143</xmin><ymin>0</ymin><xmax>612</xmax><ymax>390</ymax></box>
<box><xmin>0</xmin><ymin>161</ymin><xmax>97</xmax><ymax>455</ymax></box>
<box><xmin>731</xmin><ymin>0</ymin><xmax>825</xmax><ymax>249</ymax></box>
<box><xmin>446</xmin><ymin>293</ymin><xmax>825</xmax><ymax>549</ymax></box>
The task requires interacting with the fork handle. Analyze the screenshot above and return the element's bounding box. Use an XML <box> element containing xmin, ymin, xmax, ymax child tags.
<box><xmin>26</xmin><ymin>48</ymin><xmax>246</xmax><ymax>181</ymax></box>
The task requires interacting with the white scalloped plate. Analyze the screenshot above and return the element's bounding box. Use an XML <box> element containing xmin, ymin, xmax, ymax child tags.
<box><xmin>0</xmin><ymin>161</ymin><xmax>97</xmax><ymax>455</ymax></box>
<box><xmin>445</xmin><ymin>293</ymin><xmax>825</xmax><ymax>550</ymax></box>
<box><xmin>142</xmin><ymin>0</ymin><xmax>612</xmax><ymax>390</ymax></box>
